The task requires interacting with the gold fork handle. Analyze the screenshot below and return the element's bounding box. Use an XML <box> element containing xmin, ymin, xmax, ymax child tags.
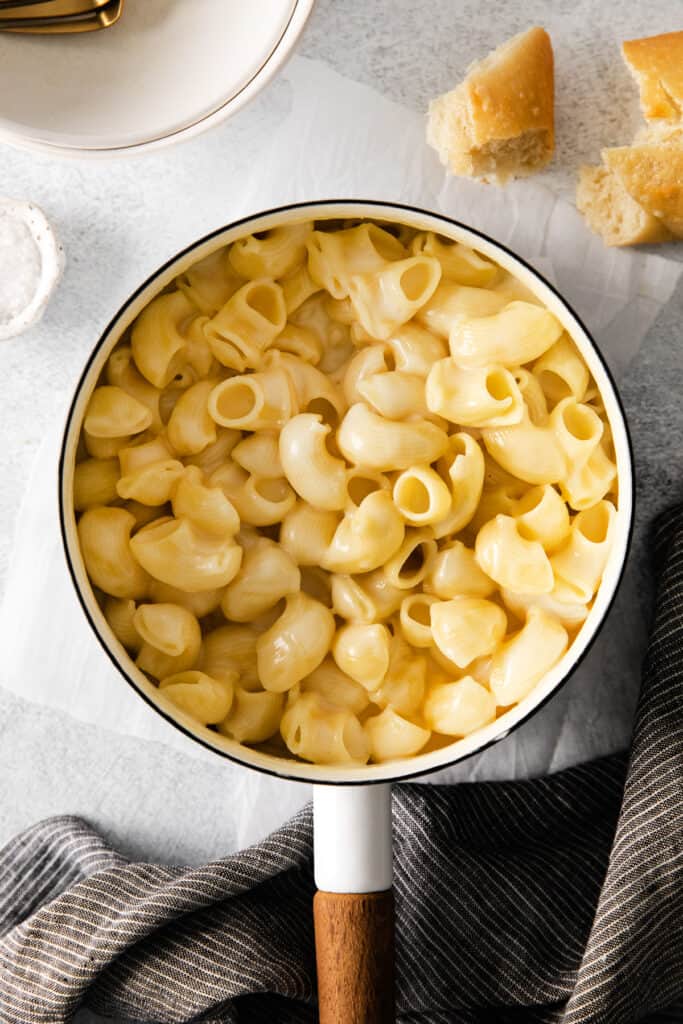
<box><xmin>0</xmin><ymin>0</ymin><xmax>55</xmax><ymax>10</ymax></box>
<box><xmin>0</xmin><ymin>0</ymin><xmax>111</xmax><ymax>15</ymax></box>
<box><xmin>0</xmin><ymin>0</ymin><xmax>122</xmax><ymax>31</ymax></box>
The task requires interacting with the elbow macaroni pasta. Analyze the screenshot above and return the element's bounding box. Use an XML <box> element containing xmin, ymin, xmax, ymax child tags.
<box><xmin>426</xmin><ymin>361</ymin><xmax>524</xmax><ymax>428</ymax></box>
<box><xmin>411</xmin><ymin>232</ymin><xmax>499</xmax><ymax>287</ymax></box>
<box><xmin>256</xmin><ymin>592</ymin><xmax>335</xmax><ymax>693</ymax></box>
<box><xmin>74</xmin><ymin>457</ymin><xmax>120</xmax><ymax>512</ymax></box>
<box><xmin>84</xmin><ymin>386</ymin><xmax>153</xmax><ymax>439</ymax></box>
<box><xmin>415</xmin><ymin>281</ymin><xmax>507</xmax><ymax>338</ymax></box>
<box><xmin>221</xmin><ymin>538</ymin><xmax>300</xmax><ymax>622</ymax></box>
<box><xmin>134</xmin><ymin>602</ymin><xmax>202</xmax><ymax>679</ymax></box>
<box><xmin>357</xmin><ymin>371</ymin><xmax>431</xmax><ymax>421</ymax></box>
<box><xmin>279</xmin><ymin>413</ymin><xmax>348</xmax><ymax>510</ymax></box>
<box><xmin>160</xmin><ymin>670</ymin><xmax>234</xmax><ymax>725</ymax></box>
<box><xmin>332</xmin><ymin>623</ymin><xmax>391</xmax><ymax>689</ymax></box>
<box><xmin>474</xmin><ymin>515</ymin><xmax>554</xmax><ymax>595</ymax></box>
<box><xmin>348</xmin><ymin>255</ymin><xmax>442</xmax><ymax>341</ymax></box>
<box><xmin>204</xmin><ymin>280</ymin><xmax>287</xmax><ymax>371</ymax></box>
<box><xmin>338</xmin><ymin>402</ymin><xmax>449</xmax><ymax>472</ymax></box>
<box><xmin>74</xmin><ymin>216</ymin><xmax>619</xmax><ymax>766</ymax></box>
<box><xmin>166</xmin><ymin>381</ymin><xmax>218</xmax><ymax>456</ymax></box>
<box><xmin>322</xmin><ymin>490</ymin><xmax>405</xmax><ymax>574</ymax></box>
<box><xmin>449</xmin><ymin>302</ymin><xmax>563</xmax><ymax>368</ymax></box>
<box><xmin>131</xmin><ymin>291</ymin><xmax>199</xmax><ymax>389</ymax></box>
<box><xmin>371</xmin><ymin>632</ymin><xmax>426</xmax><ymax>716</ymax></box>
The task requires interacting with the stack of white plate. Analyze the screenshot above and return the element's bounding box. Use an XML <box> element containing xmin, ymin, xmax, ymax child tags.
<box><xmin>0</xmin><ymin>0</ymin><xmax>313</xmax><ymax>157</ymax></box>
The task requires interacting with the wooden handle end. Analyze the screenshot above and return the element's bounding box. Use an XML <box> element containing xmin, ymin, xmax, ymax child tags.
<box><xmin>314</xmin><ymin>889</ymin><xmax>395</xmax><ymax>1024</ymax></box>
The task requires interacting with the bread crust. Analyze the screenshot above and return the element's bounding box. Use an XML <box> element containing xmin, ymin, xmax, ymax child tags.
<box><xmin>622</xmin><ymin>32</ymin><xmax>683</xmax><ymax>121</ymax></box>
<box><xmin>464</xmin><ymin>26</ymin><xmax>554</xmax><ymax>147</ymax></box>
<box><xmin>603</xmin><ymin>144</ymin><xmax>683</xmax><ymax>237</ymax></box>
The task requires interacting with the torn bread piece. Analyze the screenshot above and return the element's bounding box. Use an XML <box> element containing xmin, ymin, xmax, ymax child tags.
<box><xmin>622</xmin><ymin>31</ymin><xmax>683</xmax><ymax>121</ymax></box>
<box><xmin>603</xmin><ymin>143</ymin><xmax>683</xmax><ymax>238</ymax></box>
<box><xmin>427</xmin><ymin>26</ymin><xmax>554</xmax><ymax>183</ymax></box>
<box><xmin>576</xmin><ymin>165</ymin><xmax>673</xmax><ymax>247</ymax></box>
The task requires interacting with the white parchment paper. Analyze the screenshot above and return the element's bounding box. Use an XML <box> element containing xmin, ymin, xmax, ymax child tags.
<box><xmin>0</xmin><ymin>58</ymin><xmax>681</xmax><ymax>842</ymax></box>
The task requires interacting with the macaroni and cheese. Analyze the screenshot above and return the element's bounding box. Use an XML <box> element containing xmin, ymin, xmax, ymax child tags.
<box><xmin>75</xmin><ymin>218</ymin><xmax>618</xmax><ymax>766</ymax></box>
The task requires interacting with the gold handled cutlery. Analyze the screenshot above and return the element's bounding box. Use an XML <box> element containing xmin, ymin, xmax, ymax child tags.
<box><xmin>0</xmin><ymin>0</ymin><xmax>123</xmax><ymax>32</ymax></box>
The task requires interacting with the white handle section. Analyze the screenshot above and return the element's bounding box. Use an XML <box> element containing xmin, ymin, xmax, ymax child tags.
<box><xmin>313</xmin><ymin>784</ymin><xmax>393</xmax><ymax>894</ymax></box>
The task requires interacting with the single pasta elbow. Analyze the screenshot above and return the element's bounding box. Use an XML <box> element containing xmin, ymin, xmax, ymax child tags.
<box><xmin>279</xmin><ymin>413</ymin><xmax>348</xmax><ymax>511</ymax></box>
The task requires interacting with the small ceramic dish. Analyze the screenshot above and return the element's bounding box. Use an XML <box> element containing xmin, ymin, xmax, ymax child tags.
<box><xmin>0</xmin><ymin>198</ymin><xmax>63</xmax><ymax>339</ymax></box>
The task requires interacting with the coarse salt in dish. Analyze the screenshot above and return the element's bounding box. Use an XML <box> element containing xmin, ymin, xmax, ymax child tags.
<box><xmin>0</xmin><ymin>199</ymin><xmax>63</xmax><ymax>341</ymax></box>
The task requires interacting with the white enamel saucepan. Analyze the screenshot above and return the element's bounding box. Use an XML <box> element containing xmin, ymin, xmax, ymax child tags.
<box><xmin>59</xmin><ymin>200</ymin><xmax>634</xmax><ymax>1023</ymax></box>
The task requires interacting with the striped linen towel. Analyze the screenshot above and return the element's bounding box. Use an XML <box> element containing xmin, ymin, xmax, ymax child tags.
<box><xmin>0</xmin><ymin>508</ymin><xmax>681</xmax><ymax>1024</ymax></box>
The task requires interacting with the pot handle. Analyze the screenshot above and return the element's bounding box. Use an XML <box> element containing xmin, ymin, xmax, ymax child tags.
<box><xmin>313</xmin><ymin>784</ymin><xmax>395</xmax><ymax>1024</ymax></box>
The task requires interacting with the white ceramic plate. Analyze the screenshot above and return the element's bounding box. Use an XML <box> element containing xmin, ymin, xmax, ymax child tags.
<box><xmin>0</xmin><ymin>0</ymin><xmax>313</xmax><ymax>157</ymax></box>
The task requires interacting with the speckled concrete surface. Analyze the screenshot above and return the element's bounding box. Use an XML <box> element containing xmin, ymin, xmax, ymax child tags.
<box><xmin>0</xmin><ymin>0</ymin><xmax>682</xmax><ymax>959</ymax></box>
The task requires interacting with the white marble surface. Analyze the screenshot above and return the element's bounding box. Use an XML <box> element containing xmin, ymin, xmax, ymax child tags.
<box><xmin>1</xmin><ymin>0</ymin><xmax>682</xmax><ymax>879</ymax></box>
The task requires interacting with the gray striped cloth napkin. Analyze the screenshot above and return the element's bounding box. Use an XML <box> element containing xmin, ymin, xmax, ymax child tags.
<box><xmin>1</xmin><ymin>507</ymin><xmax>682</xmax><ymax>1024</ymax></box>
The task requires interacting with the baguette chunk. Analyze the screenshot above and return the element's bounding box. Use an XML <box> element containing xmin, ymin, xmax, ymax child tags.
<box><xmin>576</xmin><ymin>165</ymin><xmax>673</xmax><ymax>247</ymax></box>
<box><xmin>603</xmin><ymin>144</ymin><xmax>683</xmax><ymax>238</ymax></box>
<box><xmin>622</xmin><ymin>32</ymin><xmax>683</xmax><ymax>121</ymax></box>
<box><xmin>427</xmin><ymin>27</ymin><xmax>554</xmax><ymax>184</ymax></box>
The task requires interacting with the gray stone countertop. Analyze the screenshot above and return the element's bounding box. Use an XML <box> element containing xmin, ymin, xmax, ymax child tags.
<box><xmin>0</xmin><ymin>0</ymin><xmax>682</xmax><ymax>882</ymax></box>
